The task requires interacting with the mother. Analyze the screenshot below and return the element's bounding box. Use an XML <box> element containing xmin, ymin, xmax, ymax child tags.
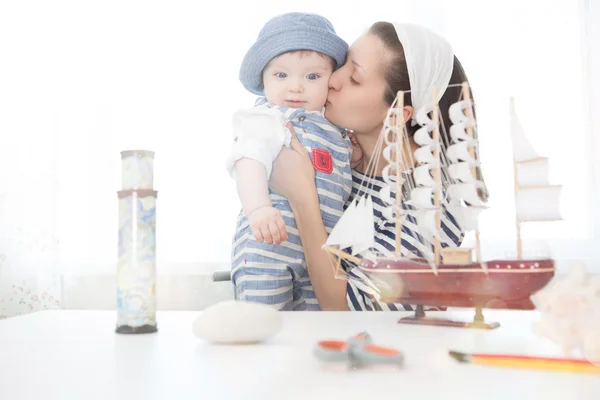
<box><xmin>269</xmin><ymin>21</ymin><xmax>488</xmax><ymax>311</ymax></box>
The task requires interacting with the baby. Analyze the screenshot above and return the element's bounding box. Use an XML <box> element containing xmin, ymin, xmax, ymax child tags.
<box><xmin>226</xmin><ymin>12</ymin><xmax>352</xmax><ymax>310</ymax></box>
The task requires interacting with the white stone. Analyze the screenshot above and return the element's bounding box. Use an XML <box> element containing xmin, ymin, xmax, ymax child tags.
<box><xmin>192</xmin><ymin>300</ymin><xmax>283</xmax><ymax>344</ymax></box>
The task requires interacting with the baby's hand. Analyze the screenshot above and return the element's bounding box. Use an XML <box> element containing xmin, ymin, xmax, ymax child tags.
<box><xmin>248</xmin><ymin>206</ymin><xmax>288</xmax><ymax>245</ymax></box>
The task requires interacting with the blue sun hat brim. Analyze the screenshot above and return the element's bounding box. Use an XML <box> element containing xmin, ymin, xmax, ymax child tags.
<box><xmin>239</xmin><ymin>12</ymin><xmax>349</xmax><ymax>95</ymax></box>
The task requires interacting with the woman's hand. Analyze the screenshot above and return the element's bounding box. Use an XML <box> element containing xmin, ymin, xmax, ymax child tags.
<box><xmin>269</xmin><ymin>123</ymin><xmax>317</xmax><ymax>205</ymax></box>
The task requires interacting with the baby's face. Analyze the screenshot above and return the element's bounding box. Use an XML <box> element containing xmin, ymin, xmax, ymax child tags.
<box><xmin>262</xmin><ymin>51</ymin><xmax>334</xmax><ymax>112</ymax></box>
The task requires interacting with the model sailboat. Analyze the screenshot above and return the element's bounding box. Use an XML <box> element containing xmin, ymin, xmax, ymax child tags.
<box><xmin>323</xmin><ymin>83</ymin><xmax>559</xmax><ymax>329</ymax></box>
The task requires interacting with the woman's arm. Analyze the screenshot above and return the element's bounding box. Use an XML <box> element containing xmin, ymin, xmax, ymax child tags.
<box><xmin>290</xmin><ymin>193</ymin><xmax>349</xmax><ymax>311</ymax></box>
<box><xmin>269</xmin><ymin>127</ymin><xmax>349</xmax><ymax>311</ymax></box>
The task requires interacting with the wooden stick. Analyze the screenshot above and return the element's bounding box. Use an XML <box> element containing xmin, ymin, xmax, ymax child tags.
<box><xmin>432</xmin><ymin>87</ymin><xmax>441</xmax><ymax>265</ymax></box>
<box><xmin>510</xmin><ymin>96</ymin><xmax>523</xmax><ymax>259</ymax></box>
<box><xmin>323</xmin><ymin>246</ymin><xmax>362</xmax><ymax>265</ymax></box>
<box><xmin>514</xmin><ymin>160</ymin><xmax>523</xmax><ymax>259</ymax></box>
<box><xmin>518</xmin><ymin>157</ymin><xmax>548</xmax><ymax>164</ymax></box>
<box><xmin>461</xmin><ymin>82</ymin><xmax>481</xmax><ymax>264</ymax></box>
<box><xmin>395</xmin><ymin>92</ymin><xmax>404</xmax><ymax>258</ymax></box>
<box><xmin>334</xmin><ymin>252</ymin><xmax>343</xmax><ymax>278</ymax></box>
<box><xmin>517</xmin><ymin>184</ymin><xmax>560</xmax><ymax>190</ymax></box>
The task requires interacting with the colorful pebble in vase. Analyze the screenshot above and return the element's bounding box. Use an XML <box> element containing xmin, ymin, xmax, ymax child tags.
<box><xmin>116</xmin><ymin>150</ymin><xmax>158</xmax><ymax>334</ymax></box>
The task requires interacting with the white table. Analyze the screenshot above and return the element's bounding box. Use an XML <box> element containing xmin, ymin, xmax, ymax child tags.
<box><xmin>0</xmin><ymin>310</ymin><xmax>598</xmax><ymax>399</ymax></box>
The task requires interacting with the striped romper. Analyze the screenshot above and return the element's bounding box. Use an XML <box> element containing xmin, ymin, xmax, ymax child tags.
<box><xmin>230</xmin><ymin>98</ymin><xmax>353</xmax><ymax>311</ymax></box>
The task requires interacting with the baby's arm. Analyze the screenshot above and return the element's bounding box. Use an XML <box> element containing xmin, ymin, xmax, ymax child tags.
<box><xmin>234</xmin><ymin>159</ymin><xmax>271</xmax><ymax>215</ymax></box>
<box><xmin>226</xmin><ymin>106</ymin><xmax>293</xmax><ymax>244</ymax></box>
<box><xmin>234</xmin><ymin>159</ymin><xmax>287</xmax><ymax>244</ymax></box>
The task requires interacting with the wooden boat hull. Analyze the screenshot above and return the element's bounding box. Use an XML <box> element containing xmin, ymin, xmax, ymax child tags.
<box><xmin>357</xmin><ymin>258</ymin><xmax>554</xmax><ymax>309</ymax></box>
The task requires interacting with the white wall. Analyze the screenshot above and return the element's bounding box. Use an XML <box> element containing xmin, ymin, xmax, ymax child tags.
<box><xmin>0</xmin><ymin>1</ymin><xmax>597</xmax><ymax>315</ymax></box>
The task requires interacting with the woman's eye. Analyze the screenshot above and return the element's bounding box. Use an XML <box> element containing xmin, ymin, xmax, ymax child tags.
<box><xmin>306</xmin><ymin>73</ymin><xmax>319</xmax><ymax>80</ymax></box>
<box><xmin>275</xmin><ymin>72</ymin><xmax>287</xmax><ymax>78</ymax></box>
<box><xmin>350</xmin><ymin>76</ymin><xmax>360</xmax><ymax>85</ymax></box>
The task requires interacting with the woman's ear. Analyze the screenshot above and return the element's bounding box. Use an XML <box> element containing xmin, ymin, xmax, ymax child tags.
<box><xmin>386</xmin><ymin>105</ymin><xmax>414</xmax><ymax>127</ymax></box>
<box><xmin>403</xmin><ymin>106</ymin><xmax>414</xmax><ymax>124</ymax></box>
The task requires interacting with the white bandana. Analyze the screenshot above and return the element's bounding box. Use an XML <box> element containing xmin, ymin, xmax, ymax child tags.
<box><xmin>393</xmin><ymin>23</ymin><xmax>454</xmax><ymax>124</ymax></box>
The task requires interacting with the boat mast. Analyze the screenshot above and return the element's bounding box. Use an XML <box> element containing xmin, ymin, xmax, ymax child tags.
<box><xmin>395</xmin><ymin>91</ymin><xmax>405</xmax><ymax>258</ymax></box>
<box><xmin>510</xmin><ymin>96</ymin><xmax>523</xmax><ymax>260</ymax></box>
<box><xmin>511</xmin><ymin>96</ymin><xmax>523</xmax><ymax>259</ymax></box>
<box><xmin>462</xmin><ymin>82</ymin><xmax>482</xmax><ymax>263</ymax></box>
<box><xmin>510</xmin><ymin>96</ymin><xmax>564</xmax><ymax>260</ymax></box>
<box><xmin>432</xmin><ymin>87</ymin><xmax>442</xmax><ymax>265</ymax></box>
<box><xmin>514</xmin><ymin>163</ymin><xmax>523</xmax><ymax>259</ymax></box>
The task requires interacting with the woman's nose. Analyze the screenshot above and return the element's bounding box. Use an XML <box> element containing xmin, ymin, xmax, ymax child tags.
<box><xmin>328</xmin><ymin>68</ymin><xmax>343</xmax><ymax>91</ymax></box>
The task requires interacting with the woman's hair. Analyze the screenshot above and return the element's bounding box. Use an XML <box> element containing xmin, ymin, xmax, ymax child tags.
<box><xmin>369</xmin><ymin>21</ymin><xmax>489</xmax><ymax>202</ymax></box>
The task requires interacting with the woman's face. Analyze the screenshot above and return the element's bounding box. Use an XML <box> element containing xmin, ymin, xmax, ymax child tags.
<box><xmin>325</xmin><ymin>33</ymin><xmax>390</xmax><ymax>135</ymax></box>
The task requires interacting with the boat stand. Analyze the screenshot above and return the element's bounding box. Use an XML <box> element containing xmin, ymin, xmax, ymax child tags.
<box><xmin>398</xmin><ymin>305</ymin><xmax>500</xmax><ymax>330</ymax></box>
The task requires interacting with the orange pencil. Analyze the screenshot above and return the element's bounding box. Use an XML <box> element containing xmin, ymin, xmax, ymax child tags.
<box><xmin>449</xmin><ymin>351</ymin><xmax>600</xmax><ymax>374</ymax></box>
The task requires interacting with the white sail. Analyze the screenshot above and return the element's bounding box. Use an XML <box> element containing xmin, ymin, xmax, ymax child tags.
<box><xmin>324</xmin><ymin>200</ymin><xmax>358</xmax><ymax>248</ymax></box>
<box><xmin>510</xmin><ymin>97</ymin><xmax>540</xmax><ymax>163</ymax></box>
<box><xmin>415</xmin><ymin>106</ymin><xmax>436</xmax><ymax>129</ymax></box>
<box><xmin>516</xmin><ymin>186</ymin><xmax>563</xmax><ymax>222</ymax></box>
<box><xmin>415</xmin><ymin>209</ymin><xmax>440</xmax><ymax>240</ymax></box>
<box><xmin>400</xmin><ymin>100</ymin><xmax>443</xmax><ymax>264</ymax></box>
<box><xmin>448</xmin><ymin>206</ymin><xmax>482</xmax><ymax>231</ymax></box>
<box><xmin>414</xmin><ymin>126</ymin><xmax>436</xmax><ymax>147</ymax></box>
<box><xmin>414</xmin><ymin>165</ymin><xmax>436</xmax><ymax>187</ymax></box>
<box><xmin>409</xmin><ymin>187</ymin><xmax>434</xmax><ymax>209</ymax></box>
<box><xmin>516</xmin><ymin>157</ymin><xmax>550</xmax><ymax>187</ymax></box>
<box><xmin>510</xmin><ymin>97</ymin><xmax>563</xmax><ymax>225</ymax></box>
<box><xmin>351</xmin><ymin>196</ymin><xmax>376</xmax><ymax>255</ymax></box>
<box><xmin>444</xmin><ymin>96</ymin><xmax>485</xmax><ymax>238</ymax></box>
<box><xmin>447</xmin><ymin>141</ymin><xmax>477</xmax><ymax>164</ymax></box>
<box><xmin>382</xmin><ymin>145</ymin><xmax>397</xmax><ymax>163</ymax></box>
<box><xmin>448</xmin><ymin>162</ymin><xmax>475</xmax><ymax>183</ymax></box>
<box><xmin>414</xmin><ymin>146</ymin><xmax>437</xmax><ymax>165</ymax></box>
<box><xmin>380</xmin><ymin>185</ymin><xmax>394</xmax><ymax>205</ymax></box>
<box><xmin>449</xmin><ymin>122</ymin><xmax>472</xmax><ymax>142</ymax></box>
<box><xmin>381</xmin><ymin>104</ymin><xmax>404</xmax><ymax>230</ymax></box>
<box><xmin>448</xmin><ymin>183</ymin><xmax>484</xmax><ymax>207</ymax></box>
<box><xmin>449</xmin><ymin>100</ymin><xmax>474</xmax><ymax>124</ymax></box>
<box><xmin>382</xmin><ymin>164</ymin><xmax>400</xmax><ymax>185</ymax></box>
<box><xmin>324</xmin><ymin>195</ymin><xmax>376</xmax><ymax>255</ymax></box>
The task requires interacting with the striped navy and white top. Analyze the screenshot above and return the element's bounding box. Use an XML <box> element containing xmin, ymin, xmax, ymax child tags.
<box><xmin>344</xmin><ymin>169</ymin><xmax>464</xmax><ymax>311</ymax></box>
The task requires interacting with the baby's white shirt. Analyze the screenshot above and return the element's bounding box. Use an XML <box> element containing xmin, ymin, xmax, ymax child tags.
<box><xmin>225</xmin><ymin>105</ymin><xmax>292</xmax><ymax>180</ymax></box>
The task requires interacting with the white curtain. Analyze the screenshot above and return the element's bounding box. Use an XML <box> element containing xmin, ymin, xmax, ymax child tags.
<box><xmin>0</xmin><ymin>125</ymin><xmax>62</xmax><ymax>317</ymax></box>
<box><xmin>0</xmin><ymin>0</ymin><xmax>594</xmax><ymax>317</ymax></box>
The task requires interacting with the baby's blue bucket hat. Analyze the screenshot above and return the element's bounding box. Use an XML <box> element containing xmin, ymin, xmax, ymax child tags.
<box><xmin>239</xmin><ymin>12</ymin><xmax>349</xmax><ymax>95</ymax></box>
